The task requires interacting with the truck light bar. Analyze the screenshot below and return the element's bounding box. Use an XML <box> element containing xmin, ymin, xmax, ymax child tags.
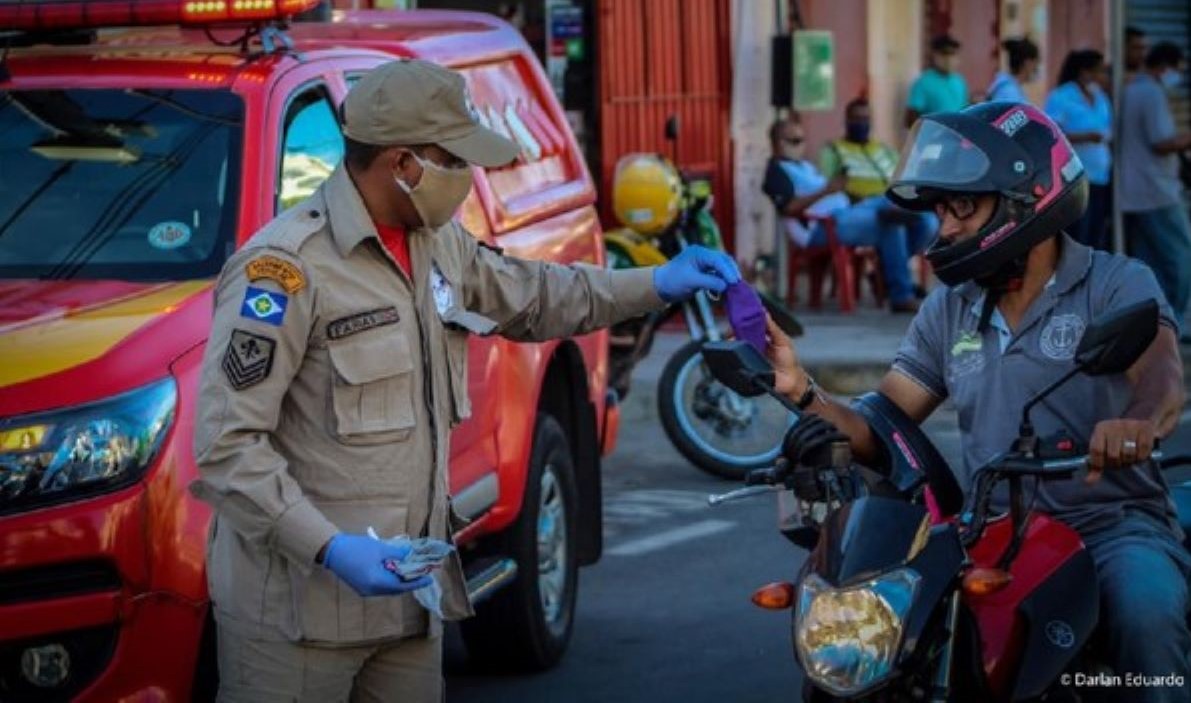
<box><xmin>0</xmin><ymin>0</ymin><xmax>321</xmax><ymax>32</ymax></box>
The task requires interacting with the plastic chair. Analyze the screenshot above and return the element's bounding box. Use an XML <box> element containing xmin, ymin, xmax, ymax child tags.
<box><xmin>786</xmin><ymin>215</ymin><xmax>883</xmax><ymax>313</ymax></box>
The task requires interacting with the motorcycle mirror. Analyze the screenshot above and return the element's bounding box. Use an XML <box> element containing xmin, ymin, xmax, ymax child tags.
<box><xmin>701</xmin><ymin>341</ymin><xmax>774</xmax><ymax>398</ymax></box>
<box><xmin>758</xmin><ymin>291</ymin><xmax>804</xmax><ymax>338</ymax></box>
<box><xmin>1074</xmin><ymin>299</ymin><xmax>1159</xmax><ymax>376</ymax></box>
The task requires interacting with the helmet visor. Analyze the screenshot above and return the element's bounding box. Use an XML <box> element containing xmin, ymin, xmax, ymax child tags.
<box><xmin>889</xmin><ymin>120</ymin><xmax>993</xmax><ymax>202</ymax></box>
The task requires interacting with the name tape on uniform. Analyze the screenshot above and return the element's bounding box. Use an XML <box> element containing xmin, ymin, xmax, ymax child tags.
<box><xmin>326</xmin><ymin>307</ymin><xmax>400</xmax><ymax>340</ymax></box>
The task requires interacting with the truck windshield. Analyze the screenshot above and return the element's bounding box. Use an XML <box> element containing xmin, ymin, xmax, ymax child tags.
<box><xmin>0</xmin><ymin>88</ymin><xmax>243</xmax><ymax>281</ymax></box>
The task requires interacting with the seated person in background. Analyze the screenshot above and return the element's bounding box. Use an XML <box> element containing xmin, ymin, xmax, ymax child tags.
<box><xmin>763</xmin><ymin>114</ymin><xmax>924</xmax><ymax>313</ymax></box>
<box><xmin>820</xmin><ymin>98</ymin><xmax>937</xmax><ymax>301</ymax></box>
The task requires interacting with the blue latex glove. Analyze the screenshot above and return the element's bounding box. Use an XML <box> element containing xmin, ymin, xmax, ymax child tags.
<box><xmin>322</xmin><ymin>533</ymin><xmax>434</xmax><ymax>597</ymax></box>
<box><xmin>653</xmin><ymin>245</ymin><xmax>741</xmax><ymax>303</ymax></box>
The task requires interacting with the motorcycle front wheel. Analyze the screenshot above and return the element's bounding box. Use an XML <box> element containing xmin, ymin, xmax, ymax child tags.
<box><xmin>657</xmin><ymin>339</ymin><xmax>795</xmax><ymax>480</ymax></box>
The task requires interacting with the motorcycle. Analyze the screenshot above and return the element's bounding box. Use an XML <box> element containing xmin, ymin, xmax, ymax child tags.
<box><xmin>703</xmin><ymin>298</ymin><xmax>1191</xmax><ymax>701</ymax></box>
<box><xmin>606</xmin><ymin>117</ymin><xmax>803</xmax><ymax>481</ymax></box>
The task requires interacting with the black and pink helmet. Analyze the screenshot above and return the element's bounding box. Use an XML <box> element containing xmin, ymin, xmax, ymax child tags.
<box><xmin>887</xmin><ymin>102</ymin><xmax>1089</xmax><ymax>287</ymax></box>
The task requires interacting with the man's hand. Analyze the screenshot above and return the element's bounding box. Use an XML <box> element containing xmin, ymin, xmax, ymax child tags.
<box><xmin>322</xmin><ymin>533</ymin><xmax>434</xmax><ymax>597</ymax></box>
<box><xmin>653</xmin><ymin>245</ymin><xmax>741</xmax><ymax>303</ymax></box>
<box><xmin>1086</xmin><ymin>418</ymin><xmax>1159</xmax><ymax>483</ymax></box>
<box><xmin>765</xmin><ymin>314</ymin><xmax>807</xmax><ymax>398</ymax></box>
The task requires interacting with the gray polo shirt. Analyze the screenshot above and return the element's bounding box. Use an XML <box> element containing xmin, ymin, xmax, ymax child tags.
<box><xmin>893</xmin><ymin>235</ymin><xmax>1178</xmax><ymax>536</ymax></box>
<box><xmin>1119</xmin><ymin>73</ymin><xmax>1183</xmax><ymax>212</ymax></box>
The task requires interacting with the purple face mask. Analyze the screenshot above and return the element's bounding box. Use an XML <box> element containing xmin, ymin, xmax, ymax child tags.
<box><xmin>724</xmin><ymin>281</ymin><xmax>768</xmax><ymax>355</ymax></box>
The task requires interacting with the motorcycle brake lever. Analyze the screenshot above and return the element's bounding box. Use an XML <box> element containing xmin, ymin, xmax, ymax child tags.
<box><xmin>707</xmin><ymin>484</ymin><xmax>777</xmax><ymax>507</ymax></box>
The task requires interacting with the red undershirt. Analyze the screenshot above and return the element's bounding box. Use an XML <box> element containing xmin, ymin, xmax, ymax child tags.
<box><xmin>374</xmin><ymin>221</ymin><xmax>412</xmax><ymax>279</ymax></box>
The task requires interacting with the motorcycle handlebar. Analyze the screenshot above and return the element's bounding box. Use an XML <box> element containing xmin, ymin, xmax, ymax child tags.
<box><xmin>995</xmin><ymin>450</ymin><xmax>1186</xmax><ymax>477</ymax></box>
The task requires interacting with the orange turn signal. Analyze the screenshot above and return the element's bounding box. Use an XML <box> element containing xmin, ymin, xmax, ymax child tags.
<box><xmin>962</xmin><ymin>567</ymin><xmax>1013</xmax><ymax>596</ymax></box>
<box><xmin>751</xmin><ymin>582</ymin><xmax>796</xmax><ymax>610</ymax></box>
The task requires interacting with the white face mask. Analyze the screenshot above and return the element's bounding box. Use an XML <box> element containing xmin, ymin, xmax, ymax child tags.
<box><xmin>395</xmin><ymin>152</ymin><xmax>473</xmax><ymax>229</ymax></box>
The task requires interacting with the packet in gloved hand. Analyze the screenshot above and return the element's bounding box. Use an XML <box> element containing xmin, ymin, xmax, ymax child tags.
<box><xmin>387</xmin><ymin>538</ymin><xmax>455</xmax><ymax>581</ymax></box>
<box><xmin>368</xmin><ymin>528</ymin><xmax>455</xmax><ymax>618</ymax></box>
<box><xmin>366</xmin><ymin>529</ymin><xmax>454</xmax><ymax>581</ymax></box>
<box><xmin>724</xmin><ymin>281</ymin><xmax>768</xmax><ymax>355</ymax></box>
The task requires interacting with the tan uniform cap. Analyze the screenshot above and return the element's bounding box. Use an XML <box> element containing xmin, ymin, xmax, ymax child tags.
<box><xmin>343</xmin><ymin>59</ymin><xmax>519</xmax><ymax>168</ymax></box>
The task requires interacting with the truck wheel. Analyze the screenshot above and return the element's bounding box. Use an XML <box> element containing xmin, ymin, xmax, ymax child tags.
<box><xmin>461</xmin><ymin>414</ymin><xmax>579</xmax><ymax>672</ymax></box>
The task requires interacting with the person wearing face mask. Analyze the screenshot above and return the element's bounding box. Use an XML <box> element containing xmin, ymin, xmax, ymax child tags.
<box><xmin>1045</xmin><ymin>49</ymin><xmax>1113</xmax><ymax>251</ymax></box>
<box><xmin>763</xmin><ymin>103</ymin><xmax>1190</xmax><ymax>702</ymax></box>
<box><xmin>1119</xmin><ymin>42</ymin><xmax>1191</xmax><ymax>339</ymax></box>
<box><xmin>987</xmin><ymin>37</ymin><xmax>1040</xmax><ymax>104</ymax></box>
<box><xmin>763</xmin><ymin>114</ymin><xmax>924</xmax><ymax>312</ymax></box>
<box><xmin>905</xmin><ymin>35</ymin><xmax>970</xmax><ymax>130</ymax></box>
<box><xmin>190</xmin><ymin>59</ymin><xmax>739</xmax><ymax>702</ymax></box>
<box><xmin>820</xmin><ymin>97</ymin><xmax>937</xmax><ymax>303</ymax></box>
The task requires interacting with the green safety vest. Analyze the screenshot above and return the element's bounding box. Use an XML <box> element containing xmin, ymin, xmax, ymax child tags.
<box><xmin>826</xmin><ymin>139</ymin><xmax>899</xmax><ymax>200</ymax></box>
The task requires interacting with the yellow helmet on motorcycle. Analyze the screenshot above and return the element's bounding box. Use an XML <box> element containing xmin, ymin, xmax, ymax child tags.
<box><xmin>612</xmin><ymin>153</ymin><xmax>682</xmax><ymax>236</ymax></box>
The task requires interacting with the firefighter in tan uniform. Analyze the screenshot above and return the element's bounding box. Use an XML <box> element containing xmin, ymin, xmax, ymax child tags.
<box><xmin>191</xmin><ymin>59</ymin><xmax>740</xmax><ymax>702</ymax></box>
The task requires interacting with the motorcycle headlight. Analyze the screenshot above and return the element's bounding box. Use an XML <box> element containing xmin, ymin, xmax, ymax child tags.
<box><xmin>0</xmin><ymin>379</ymin><xmax>176</xmax><ymax>513</ymax></box>
<box><xmin>795</xmin><ymin>568</ymin><xmax>921</xmax><ymax>697</ymax></box>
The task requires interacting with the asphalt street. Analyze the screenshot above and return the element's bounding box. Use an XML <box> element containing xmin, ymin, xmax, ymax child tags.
<box><xmin>446</xmin><ymin>398</ymin><xmax>1191</xmax><ymax>703</ymax></box>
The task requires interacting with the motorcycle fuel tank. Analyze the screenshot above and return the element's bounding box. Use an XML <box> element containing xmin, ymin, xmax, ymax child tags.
<box><xmin>964</xmin><ymin>513</ymin><xmax>1098</xmax><ymax>701</ymax></box>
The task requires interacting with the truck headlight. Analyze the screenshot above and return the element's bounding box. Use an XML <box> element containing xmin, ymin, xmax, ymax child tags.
<box><xmin>0</xmin><ymin>379</ymin><xmax>176</xmax><ymax>513</ymax></box>
<box><xmin>795</xmin><ymin>568</ymin><xmax>920</xmax><ymax>697</ymax></box>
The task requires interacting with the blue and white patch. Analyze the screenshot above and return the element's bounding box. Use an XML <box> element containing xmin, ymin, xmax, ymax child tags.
<box><xmin>147</xmin><ymin>221</ymin><xmax>191</xmax><ymax>250</ymax></box>
<box><xmin>430</xmin><ymin>264</ymin><xmax>455</xmax><ymax>316</ymax></box>
<box><xmin>1040</xmin><ymin>313</ymin><xmax>1085</xmax><ymax>361</ymax></box>
<box><xmin>240</xmin><ymin>286</ymin><xmax>288</xmax><ymax>326</ymax></box>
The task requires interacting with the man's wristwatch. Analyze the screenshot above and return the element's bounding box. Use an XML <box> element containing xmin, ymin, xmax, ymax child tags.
<box><xmin>794</xmin><ymin>373</ymin><xmax>818</xmax><ymax>410</ymax></box>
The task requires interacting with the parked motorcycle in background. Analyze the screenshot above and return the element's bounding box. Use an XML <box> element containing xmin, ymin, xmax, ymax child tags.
<box><xmin>604</xmin><ymin>117</ymin><xmax>803</xmax><ymax>480</ymax></box>
<box><xmin>704</xmin><ymin>300</ymin><xmax>1191</xmax><ymax>701</ymax></box>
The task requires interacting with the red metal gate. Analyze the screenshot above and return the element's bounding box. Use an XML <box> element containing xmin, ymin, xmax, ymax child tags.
<box><xmin>597</xmin><ymin>0</ymin><xmax>735</xmax><ymax>248</ymax></box>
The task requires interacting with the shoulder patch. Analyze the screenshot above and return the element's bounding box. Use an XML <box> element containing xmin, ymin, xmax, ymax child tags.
<box><xmin>240</xmin><ymin>286</ymin><xmax>289</xmax><ymax>326</ymax></box>
<box><xmin>222</xmin><ymin>329</ymin><xmax>276</xmax><ymax>390</ymax></box>
<box><xmin>246</xmin><ymin>255</ymin><xmax>305</xmax><ymax>294</ymax></box>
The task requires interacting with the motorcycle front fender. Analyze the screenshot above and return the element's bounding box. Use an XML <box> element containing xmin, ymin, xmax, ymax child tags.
<box><xmin>604</xmin><ymin>228</ymin><xmax>669</xmax><ymax>267</ymax></box>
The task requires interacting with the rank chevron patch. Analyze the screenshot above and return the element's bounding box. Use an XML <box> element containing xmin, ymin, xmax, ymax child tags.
<box><xmin>222</xmin><ymin>329</ymin><xmax>276</xmax><ymax>390</ymax></box>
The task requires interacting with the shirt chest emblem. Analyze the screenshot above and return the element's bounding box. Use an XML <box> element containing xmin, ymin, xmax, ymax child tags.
<box><xmin>951</xmin><ymin>331</ymin><xmax>982</xmax><ymax>357</ymax></box>
<box><xmin>1040</xmin><ymin>314</ymin><xmax>1086</xmax><ymax>361</ymax></box>
<box><xmin>947</xmin><ymin>331</ymin><xmax>986</xmax><ymax>382</ymax></box>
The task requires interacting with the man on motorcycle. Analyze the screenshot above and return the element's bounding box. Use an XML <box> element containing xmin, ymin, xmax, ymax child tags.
<box><xmin>765</xmin><ymin>102</ymin><xmax>1190</xmax><ymax>701</ymax></box>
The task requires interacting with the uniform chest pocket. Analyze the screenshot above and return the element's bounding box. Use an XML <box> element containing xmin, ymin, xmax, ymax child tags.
<box><xmin>327</xmin><ymin>330</ymin><xmax>416</xmax><ymax>445</ymax></box>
